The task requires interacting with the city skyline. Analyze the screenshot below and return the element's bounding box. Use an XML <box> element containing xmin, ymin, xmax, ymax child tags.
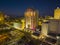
<box><xmin>0</xmin><ymin>0</ymin><xmax>60</xmax><ymax>45</ymax></box>
<box><xmin>0</xmin><ymin>0</ymin><xmax>60</xmax><ymax>16</ymax></box>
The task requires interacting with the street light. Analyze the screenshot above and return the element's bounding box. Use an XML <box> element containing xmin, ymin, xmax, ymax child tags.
<box><xmin>56</xmin><ymin>36</ymin><xmax>60</xmax><ymax>45</ymax></box>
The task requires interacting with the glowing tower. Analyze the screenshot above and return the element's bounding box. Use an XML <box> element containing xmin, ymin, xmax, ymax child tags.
<box><xmin>54</xmin><ymin>7</ymin><xmax>60</xmax><ymax>19</ymax></box>
<box><xmin>0</xmin><ymin>12</ymin><xmax>5</xmax><ymax>24</ymax></box>
<box><xmin>25</xmin><ymin>8</ymin><xmax>38</xmax><ymax>30</ymax></box>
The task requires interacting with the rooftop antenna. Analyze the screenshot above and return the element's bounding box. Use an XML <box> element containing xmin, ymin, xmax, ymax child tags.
<box><xmin>56</xmin><ymin>0</ymin><xmax>59</xmax><ymax>8</ymax></box>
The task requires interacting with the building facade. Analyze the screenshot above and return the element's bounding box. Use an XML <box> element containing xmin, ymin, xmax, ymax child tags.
<box><xmin>41</xmin><ymin>22</ymin><xmax>49</xmax><ymax>35</ymax></box>
<box><xmin>48</xmin><ymin>19</ymin><xmax>60</xmax><ymax>34</ymax></box>
<box><xmin>24</xmin><ymin>8</ymin><xmax>38</xmax><ymax>30</ymax></box>
<box><xmin>41</xmin><ymin>19</ymin><xmax>60</xmax><ymax>35</ymax></box>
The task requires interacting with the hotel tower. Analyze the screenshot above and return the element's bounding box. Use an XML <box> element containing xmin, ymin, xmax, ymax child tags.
<box><xmin>24</xmin><ymin>8</ymin><xmax>39</xmax><ymax>30</ymax></box>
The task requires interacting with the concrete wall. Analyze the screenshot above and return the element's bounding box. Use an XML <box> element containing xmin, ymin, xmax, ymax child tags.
<box><xmin>48</xmin><ymin>19</ymin><xmax>60</xmax><ymax>34</ymax></box>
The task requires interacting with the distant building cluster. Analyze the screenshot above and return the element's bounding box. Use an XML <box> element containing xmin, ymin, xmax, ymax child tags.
<box><xmin>42</xmin><ymin>7</ymin><xmax>60</xmax><ymax>35</ymax></box>
<box><xmin>0</xmin><ymin>7</ymin><xmax>60</xmax><ymax>35</ymax></box>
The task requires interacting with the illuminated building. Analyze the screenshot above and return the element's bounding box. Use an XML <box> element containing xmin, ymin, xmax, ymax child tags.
<box><xmin>24</xmin><ymin>8</ymin><xmax>38</xmax><ymax>30</ymax></box>
<box><xmin>0</xmin><ymin>12</ymin><xmax>5</xmax><ymax>23</ymax></box>
<box><xmin>41</xmin><ymin>22</ymin><xmax>49</xmax><ymax>35</ymax></box>
<box><xmin>38</xmin><ymin>21</ymin><xmax>42</xmax><ymax>26</ymax></box>
<box><xmin>21</xmin><ymin>19</ymin><xmax>25</xmax><ymax>29</ymax></box>
<box><xmin>54</xmin><ymin>7</ymin><xmax>60</xmax><ymax>19</ymax></box>
<box><xmin>13</xmin><ymin>22</ymin><xmax>21</xmax><ymax>29</ymax></box>
<box><xmin>41</xmin><ymin>19</ymin><xmax>60</xmax><ymax>35</ymax></box>
<box><xmin>13</xmin><ymin>19</ymin><xmax>25</xmax><ymax>30</ymax></box>
<box><xmin>45</xmin><ymin>16</ymin><xmax>54</xmax><ymax>19</ymax></box>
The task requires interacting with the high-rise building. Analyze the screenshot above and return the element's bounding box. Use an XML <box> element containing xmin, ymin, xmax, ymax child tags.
<box><xmin>54</xmin><ymin>7</ymin><xmax>60</xmax><ymax>19</ymax></box>
<box><xmin>24</xmin><ymin>8</ymin><xmax>38</xmax><ymax>30</ymax></box>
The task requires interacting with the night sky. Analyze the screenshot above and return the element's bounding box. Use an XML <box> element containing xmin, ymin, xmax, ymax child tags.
<box><xmin>0</xmin><ymin>0</ymin><xmax>60</xmax><ymax>16</ymax></box>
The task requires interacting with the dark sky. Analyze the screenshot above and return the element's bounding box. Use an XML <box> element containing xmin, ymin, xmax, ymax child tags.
<box><xmin>0</xmin><ymin>0</ymin><xmax>60</xmax><ymax>16</ymax></box>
